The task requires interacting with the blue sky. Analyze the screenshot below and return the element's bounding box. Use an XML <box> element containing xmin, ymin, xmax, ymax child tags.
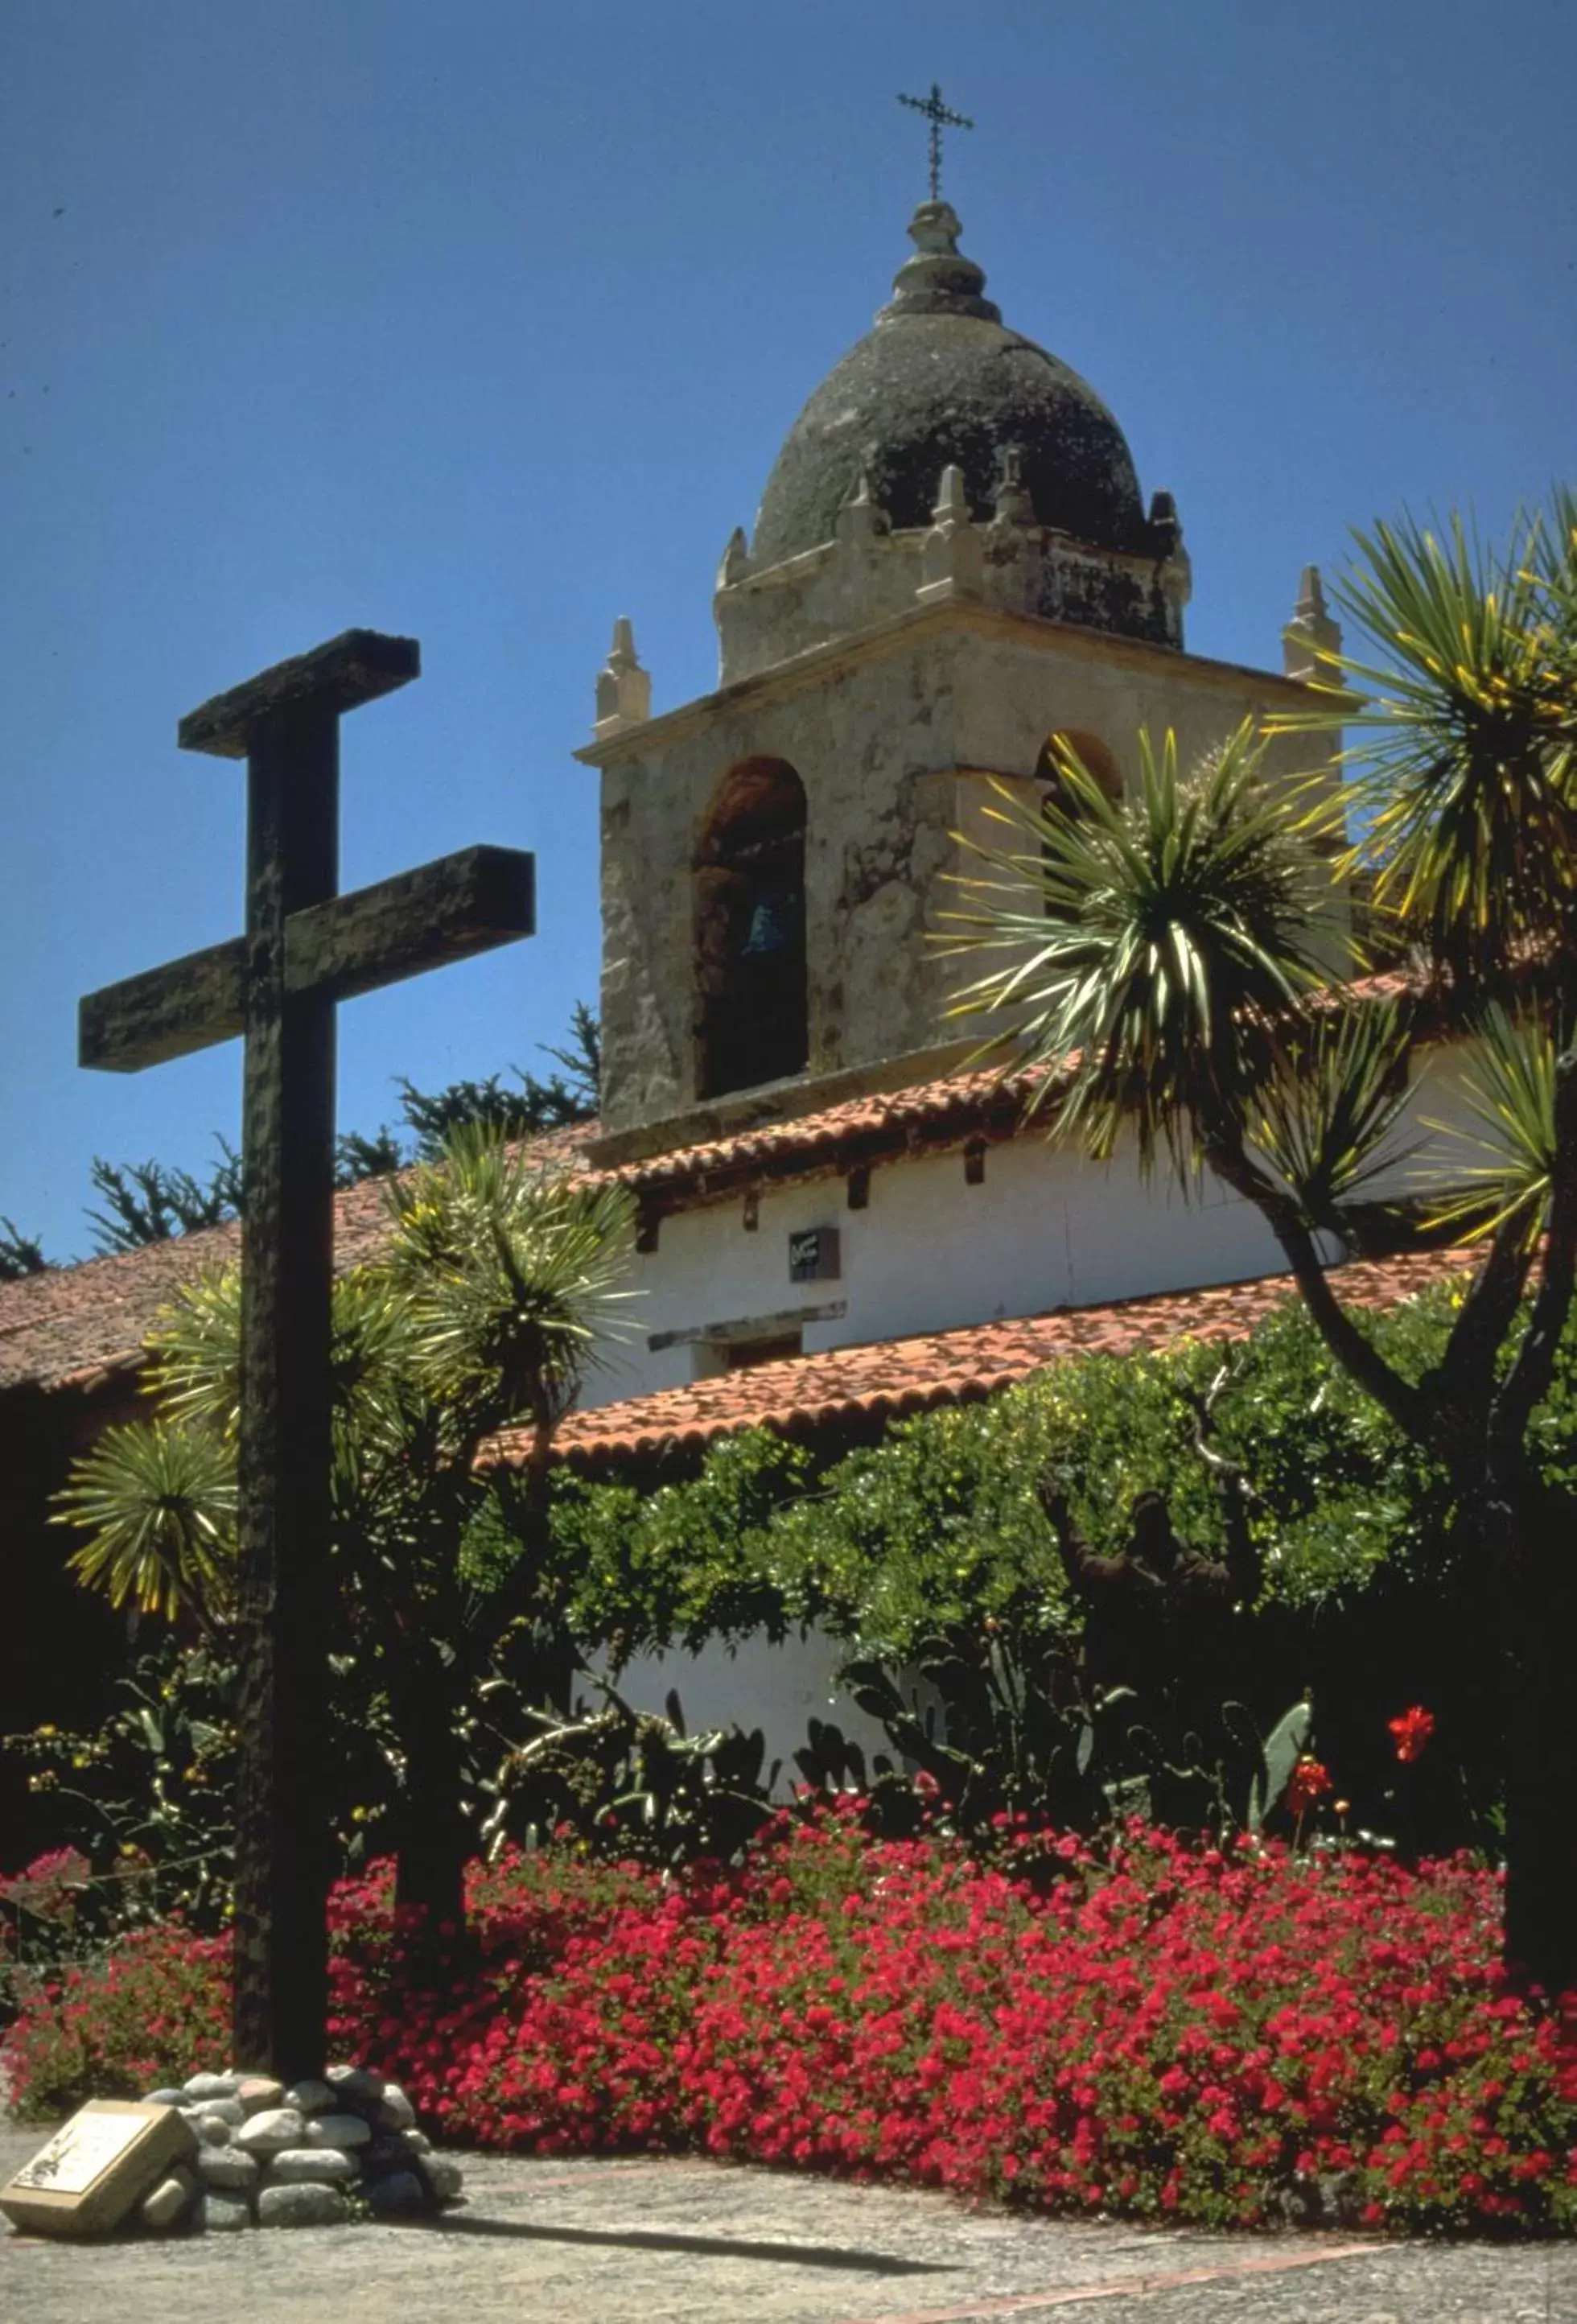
<box><xmin>3</xmin><ymin>0</ymin><xmax>1575</xmax><ymax>1260</ymax></box>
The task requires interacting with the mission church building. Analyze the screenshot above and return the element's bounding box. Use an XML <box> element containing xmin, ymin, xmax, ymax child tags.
<box><xmin>4</xmin><ymin>180</ymin><xmax>1472</xmax><ymax>1763</ymax></box>
<box><xmin>567</xmin><ymin>187</ymin><xmax>1348</xmax><ymax>1422</ymax></box>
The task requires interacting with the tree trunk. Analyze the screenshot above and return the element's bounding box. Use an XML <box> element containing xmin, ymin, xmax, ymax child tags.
<box><xmin>1496</xmin><ymin>1481</ymin><xmax>1577</xmax><ymax>1997</ymax></box>
<box><xmin>391</xmin><ymin>1679</ymin><xmax>469</xmax><ymax>1948</ymax></box>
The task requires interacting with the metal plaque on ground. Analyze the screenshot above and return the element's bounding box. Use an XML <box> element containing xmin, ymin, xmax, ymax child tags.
<box><xmin>1</xmin><ymin>2099</ymin><xmax>196</xmax><ymax>2237</ymax></box>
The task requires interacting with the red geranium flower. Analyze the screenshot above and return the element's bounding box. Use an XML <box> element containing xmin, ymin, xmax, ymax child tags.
<box><xmin>1285</xmin><ymin>1756</ymin><xmax>1332</xmax><ymax>1815</ymax></box>
<box><xmin>1389</xmin><ymin>1706</ymin><xmax>1435</xmax><ymax>1764</ymax></box>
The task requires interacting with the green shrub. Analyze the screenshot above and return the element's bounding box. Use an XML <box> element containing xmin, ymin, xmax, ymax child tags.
<box><xmin>541</xmin><ymin>1278</ymin><xmax>1577</xmax><ymax>1850</ymax></box>
<box><xmin>550</xmin><ymin>1430</ymin><xmax>815</xmax><ymax>1664</ymax></box>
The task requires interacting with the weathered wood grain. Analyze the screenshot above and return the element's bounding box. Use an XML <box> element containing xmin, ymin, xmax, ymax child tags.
<box><xmin>77</xmin><ymin>632</ymin><xmax>535</xmax><ymax>2082</ymax></box>
<box><xmin>80</xmin><ymin>845</ymin><xmax>534</xmax><ymax>1072</ymax></box>
<box><xmin>230</xmin><ymin>694</ymin><xmax>338</xmax><ymax>2083</ymax></box>
<box><xmin>289</xmin><ymin>843</ymin><xmax>536</xmax><ymax>1005</ymax></box>
<box><xmin>178</xmin><ymin>629</ymin><xmax>419</xmax><ymax>759</ymax></box>
<box><xmin>79</xmin><ymin>937</ymin><xmax>245</xmax><ymax>1071</ymax></box>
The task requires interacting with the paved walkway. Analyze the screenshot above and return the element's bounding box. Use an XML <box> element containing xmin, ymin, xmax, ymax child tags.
<box><xmin>3</xmin><ymin>2124</ymin><xmax>1575</xmax><ymax>2323</ymax></box>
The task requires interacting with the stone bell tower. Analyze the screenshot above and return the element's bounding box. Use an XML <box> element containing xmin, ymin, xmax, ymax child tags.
<box><xmin>582</xmin><ymin>200</ymin><xmax>1341</xmax><ymax>1158</ymax></box>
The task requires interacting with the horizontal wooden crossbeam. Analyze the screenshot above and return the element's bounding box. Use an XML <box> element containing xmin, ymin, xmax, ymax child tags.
<box><xmin>80</xmin><ymin>844</ymin><xmax>535</xmax><ymax>1072</ymax></box>
<box><xmin>178</xmin><ymin>630</ymin><xmax>420</xmax><ymax>760</ymax></box>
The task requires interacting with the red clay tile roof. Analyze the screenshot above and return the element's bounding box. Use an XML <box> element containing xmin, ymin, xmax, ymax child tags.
<box><xmin>0</xmin><ymin>960</ymin><xmax>1462</xmax><ymax>1402</ymax></box>
<box><xmin>509</xmin><ymin>1242</ymin><xmax>1479</xmax><ymax>1473</ymax></box>
<box><xmin>0</xmin><ymin>1067</ymin><xmax>1048</xmax><ymax>1395</ymax></box>
<box><xmin>611</xmin><ymin>1063</ymin><xmax>1046</xmax><ymax>1200</ymax></box>
<box><xmin>605</xmin><ymin>962</ymin><xmax>1456</xmax><ymax>1210</ymax></box>
<box><xmin>0</xmin><ymin>1123</ymin><xmax>595</xmax><ymax>1395</ymax></box>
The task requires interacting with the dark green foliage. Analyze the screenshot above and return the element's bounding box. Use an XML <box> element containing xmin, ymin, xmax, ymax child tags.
<box><xmin>0</xmin><ymin>1218</ymin><xmax>48</xmax><ymax>1279</ymax></box>
<box><xmin>542</xmin><ymin>1279</ymin><xmax>1577</xmax><ymax>1853</ymax></box>
<box><xmin>80</xmin><ymin>1128</ymin><xmax>408</xmax><ymax>1253</ymax></box>
<box><xmin>949</xmin><ymin>501</ymin><xmax>1577</xmax><ymax>1988</ymax></box>
<box><xmin>537</xmin><ymin>999</ymin><xmax>602</xmax><ymax>1117</ymax></box>
<box><xmin>550</xmin><ymin>1430</ymin><xmax>816</xmax><ymax>1663</ymax></box>
<box><xmin>396</xmin><ymin>999</ymin><xmax>601</xmax><ymax>1157</ymax></box>
<box><xmin>837</xmin><ymin>1638</ymin><xmax>1106</xmax><ymax>1833</ymax></box>
<box><xmin>87</xmin><ymin>1145</ymin><xmax>244</xmax><ymax>1252</ymax></box>
<box><xmin>1247</xmin><ymin>1699</ymin><xmax>1316</xmax><ymax>1833</ymax></box>
<box><xmin>5</xmin><ymin>1642</ymin><xmax>240</xmax><ymax>1942</ymax></box>
<box><xmin>334</xmin><ymin>1127</ymin><xmax>406</xmax><ymax>1186</ymax></box>
<box><xmin>478</xmin><ymin>1683</ymin><xmax>782</xmax><ymax>1869</ymax></box>
<box><xmin>2</xmin><ymin>1635</ymin><xmax>403</xmax><ymax>1974</ymax></box>
<box><xmin>38</xmin><ymin>1005</ymin><xmax>601</xmax><ymax>1259</ymax></box>
<box><xmin>51</xmin><ymin>1131</ymin><xmax>638</xmax><ymax>1933</ymax></box>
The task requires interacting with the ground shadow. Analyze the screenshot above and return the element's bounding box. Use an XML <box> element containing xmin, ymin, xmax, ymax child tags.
<box><xmin>419</xmin><ymin>2213</ymin><xmax>951</xmax><ymax>2275</ymax></box>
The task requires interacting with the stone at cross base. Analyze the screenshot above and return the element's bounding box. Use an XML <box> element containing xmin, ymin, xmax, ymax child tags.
<box><xmin>79</xmin><ymin>630</ymin><xmax>537</xmax><ymax>2081</ymax></box>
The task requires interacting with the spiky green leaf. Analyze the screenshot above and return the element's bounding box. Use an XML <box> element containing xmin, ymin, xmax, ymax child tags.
<box><xmin>942</xmin><ymin>723</ymin><xmax>1343</xmax><ymax>1176</ymax></box>
<box><xmin>53</xmin><ymin>1416</ymin><xmax>237</xmax><ymax>1621</ymax></box>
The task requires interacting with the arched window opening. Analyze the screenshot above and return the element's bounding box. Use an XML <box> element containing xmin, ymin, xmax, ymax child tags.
<box><xmin>1032</xmin><ymin>731</ymin><xmax>1122</xmax><ymax>918</ymax></box>
<box><xmin>1033</xmin><ymin>729</ymin><xmax>1122</xmax><ymax>810</ymax></box>
<box><xmin>695</xmin><ymin>757</ymin><xmax>808</xmax><ymax>1099</ymax></box>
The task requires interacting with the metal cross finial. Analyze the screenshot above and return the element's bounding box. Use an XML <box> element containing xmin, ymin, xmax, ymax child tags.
<box><xmin>898</xmin><ymin>81</ymin><xmax>974</xmax><ymax>201</ymax></box>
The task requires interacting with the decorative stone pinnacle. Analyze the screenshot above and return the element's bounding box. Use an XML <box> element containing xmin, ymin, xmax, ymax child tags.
<box><xmin>719</xmin><ymin>527</ymin><xmax>750</xmax><ymax>588</ymax></box>
<box><xmin>1283</xmin><ymin>562</ymin><xmax>1341</xmax><ymax>681</ymax></box>
<box><xmin>1147</xmin><ymin>489</ymin><xmax>1182</xmax><ymax>557</ymax></box>
<box><xmin>835</xmin><ymin>469</ymin><xmax>889</xmax><ymax>542</ymax></box>
<box><xmin>1295</xmin><ymin>565</ymin><xmax>1329</xmax><ymax>620</ymax></box>
<box><xmin>918</xmin><ymin>464</ymin><xmax>984</xmax><ymax>603</ymax></box>
<box><xmin>993</xmin><ymin>444</ymin><xmax>1036</xmax><ymax>528</ymax></box>
<box><xmin>932</xmin><ymin>464</ymin><xmax>970</xmax><ymax>526</ymax></box>
<box><xmin>595</xmin><ymin>616</ymin><xmax>651</xmax><ymax>735</ymax></box>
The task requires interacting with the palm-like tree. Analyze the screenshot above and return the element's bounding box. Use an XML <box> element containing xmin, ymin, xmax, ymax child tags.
<box><xmin>55</xmin><ymin>1128</ymin><xmax>636</xmax><ymax>1932</ymax></box>
<box><xmin>949</xmin><ymin>497</ymin><xmax>1577</xmax><ymax>1993</ymax></box>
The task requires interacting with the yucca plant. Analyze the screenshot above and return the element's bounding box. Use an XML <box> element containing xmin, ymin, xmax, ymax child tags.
<box><xmin>950</xmin><ymin>492</ymin><xmax>1577</xmax><ymax>1994</ymax></box>
<box><xmin>1424</xmin><ymin>1007</ymin><xmax>1563</xmax><ymax>1247</ymax></box>
<box><xmin>385</xmin><ymin>1125</ymin><xmax>636</xmax><ymax>1449</ymax></box>
<box><xmin>55</xmin><ymin>1417</ymin><xmax>237</xmax><ymax>1626</ymax></box>
<box><xmin>1316</xmin><ymin>511</ymin><xmax>1577</xmax><ymax>975</ymax></box>
<box><xmin>53</xmin><ymin>1128</ymin><xmax>637</xmax><ymax>1931</ymax></box>
<box><xmin>945</xmin><ymin>724</ymin><xmax>1342</xmax><ymax>1173</ymax></box>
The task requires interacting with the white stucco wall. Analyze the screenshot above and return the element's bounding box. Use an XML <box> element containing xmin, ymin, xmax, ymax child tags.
<box><xmin>583</xmin><ymin>1039</ymin><xmax>1484</xmax><ymax>1411</ymax></box>
<box><xmin>580</xmin><ymin>1131</ymin><xmax>1290</xmax><ymax>1409</ymax></box>
<box><xmin>588</xmin><ymin>1628</ymin><xmax>898</xmax><ymax>1790</ymax></box>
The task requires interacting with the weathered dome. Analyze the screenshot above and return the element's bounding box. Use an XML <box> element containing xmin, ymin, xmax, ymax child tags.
<box><xmin>751</xmin><ymin>201</ymin><xmax>1148</xmax><ymax>567</ymax></box>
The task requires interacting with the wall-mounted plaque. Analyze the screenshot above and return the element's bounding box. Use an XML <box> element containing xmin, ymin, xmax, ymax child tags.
<box><xmin>788</xmin><ymin>1226</ymin><xmax>841</xmax><ymax>1284</ymax></box>
<box><xmin>2</xmin><ymin>2100</ymin><xmax>195</xmax><ymax>2238</ymax></box>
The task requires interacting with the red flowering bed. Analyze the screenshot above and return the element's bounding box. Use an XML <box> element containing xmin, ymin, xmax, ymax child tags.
<box><xmin>7</xmin><ymin>1810</ymin><xmax>1577</xmax><ymax>2235</ymax></box>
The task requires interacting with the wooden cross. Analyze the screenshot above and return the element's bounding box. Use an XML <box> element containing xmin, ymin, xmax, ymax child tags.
<box><xmin>80</xmin><ymin>630</ymin><xmax>536</xmax><ymax>2079</ymax></box>
<box><xmin>897</xmin><ymin>81</ymin><xmax>974</xmax><ymax>202</ymax></box>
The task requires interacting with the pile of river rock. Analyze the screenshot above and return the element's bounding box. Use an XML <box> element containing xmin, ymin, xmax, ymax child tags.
<box><xmin>135</xmin><ymin>2062</ymin><xmax>463</xmax><ymax>2231</ymax></box>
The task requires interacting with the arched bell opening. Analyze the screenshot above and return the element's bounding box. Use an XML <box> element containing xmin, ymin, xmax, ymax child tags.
<box><xmin>1033</xmin><ymin>728</ymin><xmax>1123</xmax><ymax>808</ymax></box>
<box><xmin>694</xmin><ymin>757</ymin><xmax>809</xmax><ymax>1099</ymax></box>
<box><xmin>1031</xmin><ymin>729</ymin><xmax>1122</xmax><ymax>918</ymax></box>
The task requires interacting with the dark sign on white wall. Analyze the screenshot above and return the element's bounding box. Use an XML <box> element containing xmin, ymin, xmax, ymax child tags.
<box><xmin>788</xmin><ymin>1226</ymin><xmax>841</xmax><ymax>1284</ymax></box>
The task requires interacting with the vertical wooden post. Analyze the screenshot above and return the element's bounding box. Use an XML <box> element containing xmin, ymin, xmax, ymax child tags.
<box><xmin>231</xmin><ymin>701</ymin><xmax>339</xmax><ymax>2079</ymax></box>
<box><xmin>80</xmin><ymin>630</ymin><xmax>537</xmax><ymax>2079</ymax></box>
